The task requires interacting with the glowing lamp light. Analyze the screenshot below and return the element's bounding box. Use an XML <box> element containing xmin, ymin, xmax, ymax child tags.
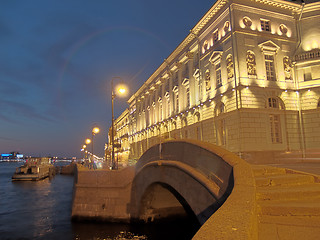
<box><xmin>85</xmin><ymin>138</ymin><xmax>91</xmax><ymax>144</ymax></box>
<box><xmin>92</xmin><ymin>127</ymin><xmax>100</xmax><ymax>135</ymax></box>
<box><xmin>115</xmin><ymin>84</ymin><xmax>128</xmax><ymax>97</ymax></box>
<box><xmin>119</xmin><ymin>88</ymin><xmax>126</xmax><ymax>94</ymax></box>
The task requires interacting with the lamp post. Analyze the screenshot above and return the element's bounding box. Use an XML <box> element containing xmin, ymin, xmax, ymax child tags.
<box><xmin>85</xmin><ymin>138</ymin><xmax>91</xmax><ymax>160</ymax></box>
<box><xmin>81</xmin><ymin>144</ymin><xmax>87</xmax><ymax>160</ymax></box>
<box><xmin>111</xmin><ymin>77</ymin><xmax>128</xmax><ymax>170</ymax></box>
<box><xmin>91</xmin><ymin>127</ymin><xmax>100</xmax><ymax>162</ymax></box>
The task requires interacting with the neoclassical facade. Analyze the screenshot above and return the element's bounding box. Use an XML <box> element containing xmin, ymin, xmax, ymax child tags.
<box><xmin>109</xmin><ymin>0</ymin><xmax>320</xmax><ymax>166</ymax></box>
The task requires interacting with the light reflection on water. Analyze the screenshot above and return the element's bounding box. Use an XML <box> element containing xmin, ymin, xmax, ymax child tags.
<box><xmin>0</xmin><ymin>162</ymin><xmax>73</xmax><ymax>240</ymax></box>
<box><xmin>0</xmin><ymin>162</ymin><xmax>199</xmax><ymax>240</ymax></box>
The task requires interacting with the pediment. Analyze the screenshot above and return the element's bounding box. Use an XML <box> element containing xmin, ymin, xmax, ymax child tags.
<box><xmin>182</xmin><ymin>78</ymin><xmax>189</xmax><ymax>86</ymax></box>
<box><xmin>258</xmin><ymin>40</ymin><xmax>280</xmax><ymax>53</ymax></box>
<box><xmin>209</xmin><ymin>50</ymin><xmax>223</xmax><ymax>63</ymax></box>
<box><xmin>172</xmin><ymin>85</ymin><xmax>178</xmax><ymax>93</ymax></box>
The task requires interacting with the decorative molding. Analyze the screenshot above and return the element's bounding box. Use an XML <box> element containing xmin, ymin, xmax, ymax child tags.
<box><xmin>254</xmin><ymin>0</ymin><xmax>301</xmax><ymax>12</ymax></box>
<box><xmin>175</xmin><ymin>62</ymin><xmax>183</xmax><ymax>69</ymax></box>
<box><xmin>258</xmin><ymin>40</ymin><xmax>280</xmax><ymax>53</ymax></box>
<box><xmin>182</xmin><ymin>78</ymin><xmax>190</xmax><ymax>86</ymax></box>
<box><xmin>186</xmin><ymin>51</ymin><xmax>194</xmax><ymax>59</ymax></box>
<box><xmin>209</xmin><ymin>51</ymin><xmax>223</xmax><ymax>64</ymax></box>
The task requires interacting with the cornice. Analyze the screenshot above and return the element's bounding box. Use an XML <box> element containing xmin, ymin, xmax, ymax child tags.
<box><xmin>253</xmin><ymin>0</ymin><xmax>301</xmax><ymax>12</ymax></box>
<box><xmin>232</xmin><ymin>3</ymin><xmax>296</xmax><ymax>20</ymax></box>
<box><xmin>303</xmin><ymin>2</ymin><xmax>320</xmax><ymax>13</ymax></box>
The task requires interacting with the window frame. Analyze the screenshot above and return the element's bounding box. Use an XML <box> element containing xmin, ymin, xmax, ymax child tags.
<box><xmin>260</xmin><ymin>19</ymin><xmax>270</xmax><ymax>32</ymax></box>
<box><xmin>215</xmin><ymin>62</ymin><xmax>222</xmax><ymax>88</ymax></box>
<box><xmin>269</xmin><ymin>114</ymin><xmax>282</xmax><ymax>143</ymax></box>
<box><xmin>264</xmin><ymin>54</ymin><xmax>276</xmax><ymax>81</ymax></box>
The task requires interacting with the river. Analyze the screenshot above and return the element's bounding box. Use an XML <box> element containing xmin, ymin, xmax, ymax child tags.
<box><xmin>0</xmin><ymin>162</ymin><xmax>199</xmax><ymax>240</ymax></box>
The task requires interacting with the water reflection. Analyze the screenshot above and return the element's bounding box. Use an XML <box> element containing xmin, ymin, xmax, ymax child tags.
<box><xmin>0</xmin><ymin>162</ymin><xmax>199</xmax><ymax>240</ymax></box>
<box><xmin>72</xmin><ymin>217</ymin><xmax>200</xmax><ymax>240</ymax></box>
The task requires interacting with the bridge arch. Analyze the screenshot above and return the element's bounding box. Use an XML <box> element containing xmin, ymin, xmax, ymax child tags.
<box><xmin>129</xmin><ymin>140</ymin><xmax>234</xmax><ymax>225</ymax></box>
<box><xmin>139</xmin><ymin>182</ymin><xmax>197</xmax><ymax>223</ymax></box>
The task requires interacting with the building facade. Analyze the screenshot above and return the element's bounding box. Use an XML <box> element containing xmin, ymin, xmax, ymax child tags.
<box><xmin>109</xmin><ymin>0</ymin><xmax>320</xmax><ymax>166</ymax></box>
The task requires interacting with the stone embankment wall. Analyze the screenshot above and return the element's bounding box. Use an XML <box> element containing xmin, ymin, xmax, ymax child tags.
<box><xmin>71</xmin><ymin>165</ymin><xmax>135</xmax><ymax>222</ymax></box>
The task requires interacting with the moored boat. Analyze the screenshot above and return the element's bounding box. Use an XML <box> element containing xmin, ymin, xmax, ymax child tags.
<box><xmin>12</xmin><ymin>157</ymin><xmax>55</xmax><ymax>181</ymax></box>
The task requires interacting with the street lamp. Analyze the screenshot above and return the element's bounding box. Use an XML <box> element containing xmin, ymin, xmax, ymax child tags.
<box><xmin>85</xmin><ymin>139</ymin><xmax>91</xmax><ymax>160</ymax></box>
<box><xmin>111</xmin><ymin>77</ymin><xmax>128</xmax><ymax>170</ymax></box>
<box><xmin>91</xmin><ymin>127</ymin><xmax>100</xmax><ymax>162</ymax></box>
<box><xmin>82</xmin><ymin>144</ymin><xmax>87</xmax><ymax>160</ymax></box>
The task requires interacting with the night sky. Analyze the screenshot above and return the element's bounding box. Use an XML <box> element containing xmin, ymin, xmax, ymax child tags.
<box><xmin>0</xmin><ymin>0</ymin><xmax>215</xmax><ymax>158</ymax></box>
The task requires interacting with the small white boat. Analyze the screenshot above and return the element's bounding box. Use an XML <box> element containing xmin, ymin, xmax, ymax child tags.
<box><xmin>12</xmin><ymin>157</ymin><xmax>55</xmax><ymax>181</ymax></box>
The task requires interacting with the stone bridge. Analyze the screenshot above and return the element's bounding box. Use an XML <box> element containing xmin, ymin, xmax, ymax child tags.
<box><xmin>72</xmin><ymin>139</ymin><xmax>257</xmax><ymax>239</ymax></box>
<box><xmin>129</xmin><ymin>140</ymin><xmax>233</xmax><ymax>225</ymax></box>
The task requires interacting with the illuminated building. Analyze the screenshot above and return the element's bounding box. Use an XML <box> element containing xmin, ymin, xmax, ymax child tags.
<box><xmin>109</xmin><ymin>0</ymin><xmax>320</xmax><ymax>165</ymax></box>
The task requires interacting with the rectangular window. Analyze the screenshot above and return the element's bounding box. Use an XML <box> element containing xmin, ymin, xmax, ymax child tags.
<box><xmin>186</xmin><ymin>87</ymin><xmax>190</xmax><ymax>108</ymax></box>
<box><xmin>261</xmin><ymin>19</ymin><xmax>270</xmax><ymax>32</ymax></box>
<box><xmin>304</xmin><ymin>68</ymin><xmax>312</xmax><ymax>81</ymax></box>
<box><xmin>146</xmin><ymin>109</ymin><xmax>149</xmax><ymax>127</ymax></box>
<box><xmin>270</xmin><ymin>114</ymin><xmax>282</xmax><ymax>143</ymax></box>
<box><xmin>265</xmin><ymin>55</ymin><xmax>276</xmax><ymax>81</ymax></box>
<box><xmin>159</xmin><ymin>104</ymin><xmax>163</xmax><ymax>121</ymax></box>
<box><xmin>216</xmin><ymin>62</ymin><xmax>222</xmax><ymax>88</ymax></box>
<box><xmin>167</xmin><ymin>98</ymin><xmax>171</xmax><ymax>117</ymax></box>
<box><xmin>183</xmin><ymin>64</ymin><xmax>189</xmax><ymax>78</ymax></box>
<box><xmin>165</xmin><ymin>82</ymin><xmax>169</xmax><ymax>93</ymax></box>
<box><xmin>213</xmin><ymin>30</ymin><xmax>219</xmax><ymax>42</ymax></box>
<box><xmin>175</xmin><ymin>94</ymin><xmax>179</xmax><ymax>113</ymax></box>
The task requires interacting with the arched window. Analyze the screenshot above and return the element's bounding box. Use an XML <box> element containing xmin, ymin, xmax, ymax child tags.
<box><xmin>267</xmin><ymin>97</ymin><xmax>284</xmax><ymax>109</ymax></box>
<box><xmin>181</xmin><ymin>117</ymin><xmax>187</xmax><ymax>128</ymax></box>
<box><xmin>246</xmin><ymin>51</ymin><xmax>257</xmax><ymax>76</ymax></box>
<box><xmin>172</xmin><ymin>121</ymin><xmax>177</xmax><ymax>130</ymax></box>
<box><xmin>215</xmin><ymin>103</ymin><xmax>225</xmax><ymax>116</ymax></box>
<box><xmin>194</xmin><ymin>112</ymin><xmax>201</xmax><ymax>122</ymax></box>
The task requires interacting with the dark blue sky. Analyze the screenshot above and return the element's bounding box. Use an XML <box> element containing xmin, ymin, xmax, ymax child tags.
<box><xmin>0</xmin><ymin>0</ymin><xmax>215</xmax><ymax>158</ymax></box>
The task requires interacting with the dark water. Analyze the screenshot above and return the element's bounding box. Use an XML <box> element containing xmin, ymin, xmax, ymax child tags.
<box><xmin>0</xmin><ymin>162</ymin><xmax>199</xmax><ymax>240</ymax></box>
